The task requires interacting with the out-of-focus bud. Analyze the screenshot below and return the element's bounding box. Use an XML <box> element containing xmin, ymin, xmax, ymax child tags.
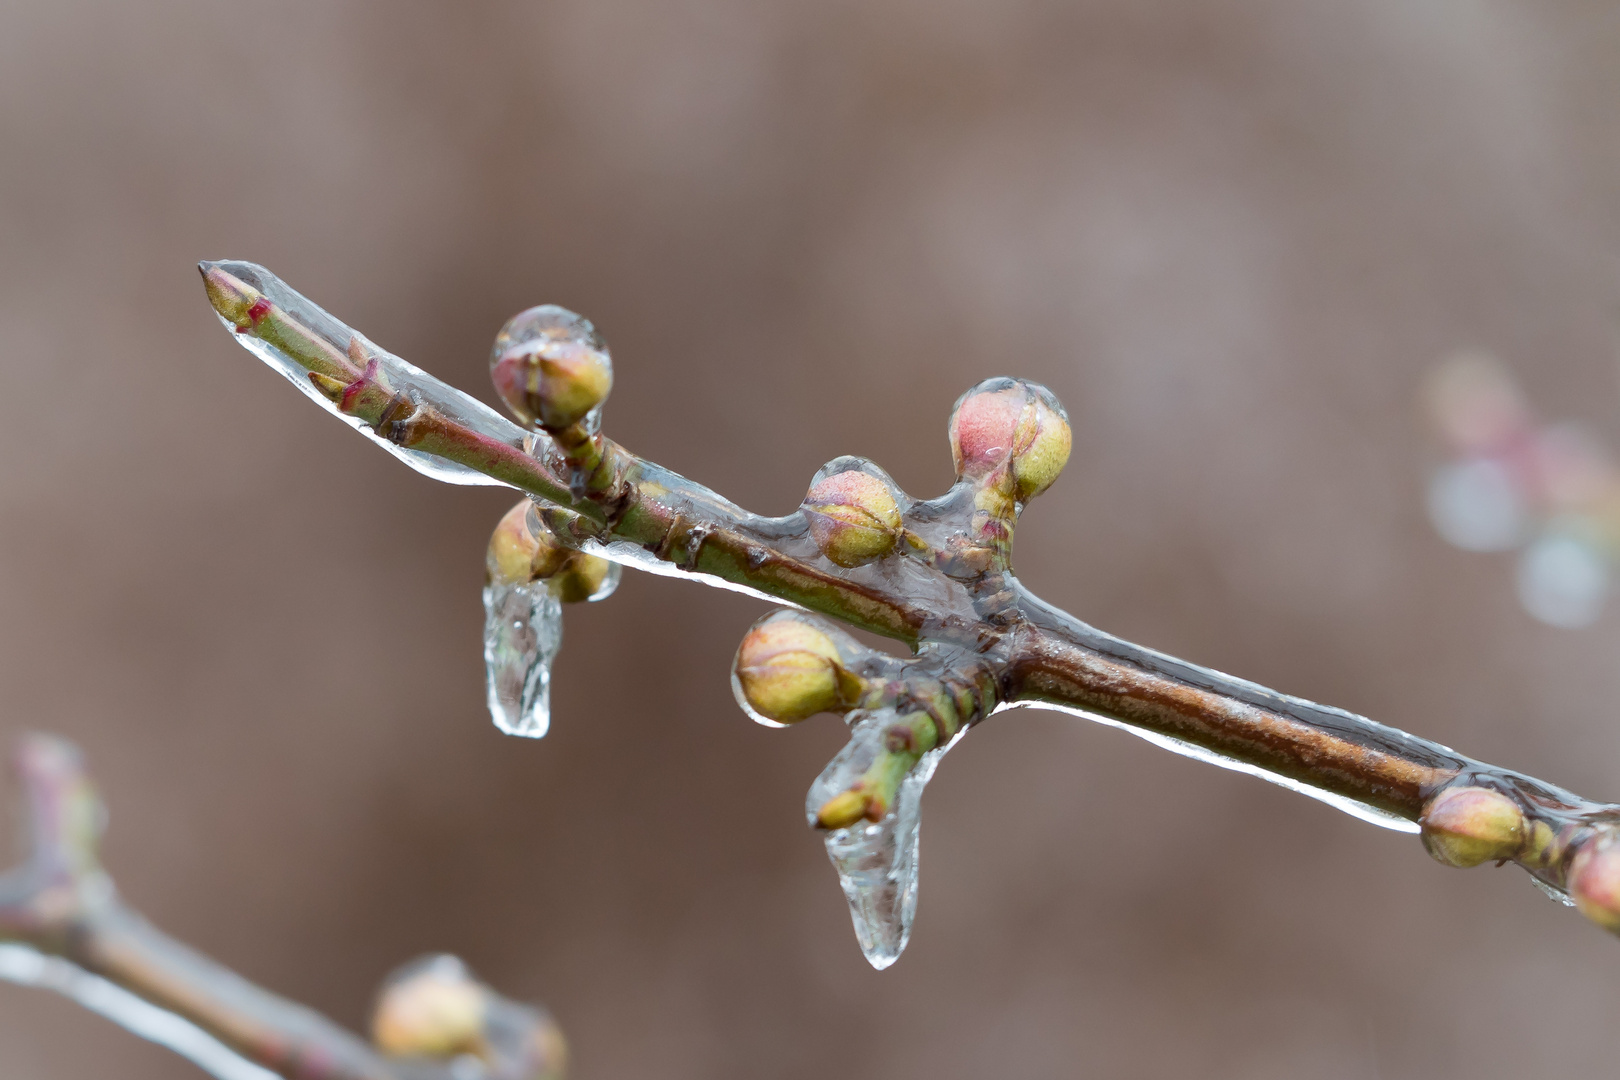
<box><xmin>1419</xmin><ymin>786</ymin><xmax>1526</xmax><ymax>868</ymax></box>
<box><xmin>1569</xmin><ymin>833</ymin><xmax>1620</xmax><ymax>932</ymax></box>
<box><xmin>733</xmin><ymin>614</ymin><xmax>857</xmax><ymax>725</ymax></box>
<box><xmin>948</xmin><ymin>378</ymin><xmax>1072</xmax><ymax>502</ymax></box>
<box><xmin>490</xmin><ymin>305</ymin><xmax>612</xmax><ymax>430</ymax></box>
<box><xmin>802</xmin><ymin>470</ymin><xmax>902</xmax><ymax>568</ymax></box>
<box><xmin>372</xmin><ymin>955</ymin><xmax>488</xmax><ymax>1060</ymax></box>
<box><xmin>487</xmin><ymin>500</ymin><xmax>619</xmax><ymax>602</ymax></box>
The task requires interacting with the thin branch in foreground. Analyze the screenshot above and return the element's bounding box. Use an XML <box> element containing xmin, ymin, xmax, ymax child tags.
<box><xmin>201</xmin><ymin>260</ymin><xmax>1620</xmax><ymax>969</ymax></box>
<box><xmin>0</xmin><ymin>734</ymin><xmax>566</xmax><ymax>1080</ymax></box>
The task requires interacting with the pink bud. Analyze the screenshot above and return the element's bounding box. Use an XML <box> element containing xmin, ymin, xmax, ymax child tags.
<box><xmin>948</xmin><ymin>379</ymin><xmax>1072</xmax><ymax>501</ymax></box>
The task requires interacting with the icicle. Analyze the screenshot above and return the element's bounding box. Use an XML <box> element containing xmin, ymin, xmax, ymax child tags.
<box><xmin>483</xmin><ymin>580</ymin><xmax>564</xmax><ymax>738</ymax></box>
<box><xmin>807</xmin><ymin>712</ymin><xmax>960</xmax><ymax>969</ymax></box>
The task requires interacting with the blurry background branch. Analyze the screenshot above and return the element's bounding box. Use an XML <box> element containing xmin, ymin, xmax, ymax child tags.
<box><xmin>0</xmin><ymin>734</ymin><xmax>565</xmax><ymax>1080</ymax></box>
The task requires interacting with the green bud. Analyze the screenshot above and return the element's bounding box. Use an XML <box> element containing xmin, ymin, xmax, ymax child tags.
<box><xmin>733</xmin><ymin>615</ymin><xmax>857</xmax><ymax>725</ymax></box>
<box><xmin>1419</xmin><ymin>786</ymin><xmax>1525</xmax><ymax>868</ymax></box>
<box><xmin>802</xmin><ymin>470</ymin><xmax>902</xmax><ymax>568</ymax></box>
<box><xmin>489</xmin><ymin>306</ymin><xmax>612</xmax><ymax>430</ymax></box>
<box><xmin>816</xmin><ymin>789</ymin><xmax>874</xmax><ymax>830</ymax></box>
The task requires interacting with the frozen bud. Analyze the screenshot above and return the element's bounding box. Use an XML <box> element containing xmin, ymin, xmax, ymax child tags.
<box><xmin>1420</xmin><ymin>786</ymin><xmax>1525</xmax><ymax>867</ymax></box>
<box><xmin>803</xmin><ymin>470</ymin><xmax>902</xmax><ymax>568</ymax></box>
<box><xmin>548</xmin><ymin>553</ymin><xmax>616</xmax><ymax>603</ymax></box>
<box><xmin>733</xmin><ymin>616</ymin><xmax>856</xmax><ymax>725</ymax></box>
<box><xmin>949</xmin><ymin>379</ymin><xmax>1072</xmax><ymax>501</ymax></box>
<box><xmin>490</xmin><ymin>305</ymin><xmax>612</xmax><ymax>429</ymax></box>
<box><xmin>816</xmin><ymin>789</ymin><xmax>873</xmax><ymax>830</ymax></box>
<box><xmin>487</xmin><ymin>500</ymin><xmax>618</xmax><ymax>602</ymax></box>
<box><xmin>1570</xmin><ymin>834</ymin><xmax>1620</xmax><ymax>932</ymax></box>
<box><xmin>372</xmin><ymin>956</ymin><xmax>488</xmax><ymax>1060</ymax></box>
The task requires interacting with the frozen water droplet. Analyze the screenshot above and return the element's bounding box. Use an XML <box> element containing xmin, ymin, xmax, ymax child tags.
<box><xmin>584</xmin><ymin>560</ymin><xmax>623</xmax><ymax>602</ymax></box>
<box><xmin>483</xmin><ymin>581</ymin><xmax>563</xmax><ymax>738</ymax></box>
<box><xmin>807</xmin><ymin>712</ymin><xmax>959</xmax><ymax>969</ymax></box>
<box><xmin>1517</xmin><ymin>528</ymin><xmax>1608</xmax><ymax>628</ymax></box>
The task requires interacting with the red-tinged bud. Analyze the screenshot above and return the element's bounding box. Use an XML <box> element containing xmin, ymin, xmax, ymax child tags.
<box><xmin>1570</xmin><ymin>834</ymin><xmax>1620</xmax><ymax>932</ymax></box>
<box><xmin>948</xmin><ymin>378</ymin><xmax>1072</xmax><ymax>502</ymax></box>
<box><xmin>733</xmin><ymin>615</ymin><xmax>859</xmax><ymax>725</ymax></box>
<box><xmin>198</xmin><ymin>263</ymin><xmax>263</xmax><ymax>329</ymax></box>
<box><xmin>371</xmin><ymin>956</ymin><xmax>488</xmax><ymax>1060</ymax></box>
<box><xmin>1419</xmin><ymin>786</ymin><xmax>1525</xmax><ymax>868</ymax></box>
<box><xmin>803</xmin><ymin>470</ymin><xmax>902</xmax><ymax>568</ymax></box>
<box><xmin>487</xmin><ymin>500</ymin><xmax>618</xmax><ymax>602</ymax></box>
<box><xmin>490</xmin><ymin>305</ymin><xmax>612</xmax><ymax>430</ymax></box>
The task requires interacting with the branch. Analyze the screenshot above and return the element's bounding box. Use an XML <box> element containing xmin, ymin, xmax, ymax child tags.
<box><xmin>0</xmin><ymin>734</ymin><xmax>566</xmax><ymax>1080</ymax></box>
<box><xmin>200</xmin><ymin>261</ymin><xmax>1620</xmax><ymax>968</ymax></box>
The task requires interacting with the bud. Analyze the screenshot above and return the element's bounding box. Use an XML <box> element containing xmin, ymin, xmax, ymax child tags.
<box><xmin>948</xmin><ymin>379</ymin><xmax>1072</xmax><ymax>502</ymax></box>
<box><xmin>487</xmin><ymin>500</ymin><xmax>619</xmax><ymax>602</ymax></box>
<box><xmin>816</xmin><ymin>789</ymin><xmax>872</xmax><ymax>830</ymax></box>
<box><xmin>489</xmin><ymin>305</ymin><xmax>612</xmax><ymax>430</ymax></box>
<box><xmin>802</xmin><ymin>470</ymin><xmax>902</xmax><ymax>568</ymax></box>
<box><xmin>733</xmin><ymin>615</ymin><xmax>856</xmax><ymax>725</ymax></box>
<box><xmin>1419</xmin><ymin>786</ymin><xmax>1525</xmax><ymax>868</ymax></box>
<box><xmin>371</xmin><ymin>955</ymin><xmax>488</xmax><ymax>1060</ymax></box>
<box><xmin>1569</xmin><ymin>834</ymin><xmax>1620</xmax><ymax>932</ymax></box>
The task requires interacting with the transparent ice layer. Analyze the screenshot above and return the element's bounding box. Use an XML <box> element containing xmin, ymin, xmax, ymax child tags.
<box><xmin>483</xmin><ymin>581</ymin><xmax>564</xmax><ymax>738</ymax></box>
<box><xmin>807</xmin><ymin>711</ymin><xmax>964</xmax><ymax>969</ymax></box>
<box><xmin>205</xmin><ymin>261</ymin><xmax>529</xmax><ymax>487</ymax></box>
<box><xmin>0</xmin><ymin>943</ymin><xmax>278</xmax><ymax>1080</ymax></box>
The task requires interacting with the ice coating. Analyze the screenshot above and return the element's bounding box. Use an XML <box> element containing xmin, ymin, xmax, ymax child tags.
<box><xmin>206</xmin><ymin>261</ymin><xmax>529</xmax><ymax>487</ymax></box>
<box><xmin>807</xmin><ymin>711</ymin><xmax>963</xmax><ymax>968</ymax></box>
<box><xmin>204</xmin><ymin>262</ymin><xmax>1620</xmax><ymax>970</ymax></box>
<box><xmin>483</xmin><ymin>581</ymin><xmax>564</xmax><ymax>738</ymax></box>
<box><xmin>0</xmin><ymin>943</ymin><xmax>278</xmax><ymax>1080</ymax></box>
<box><xmin>489</xmin><ymin>304</ymin><xmax>612</xmax><ymax>433</ymax></box>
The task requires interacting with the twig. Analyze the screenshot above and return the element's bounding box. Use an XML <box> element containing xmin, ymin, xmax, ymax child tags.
<box><xmin>0</xmin><ymin>734</ymin><xmax>566</xmax><ymax>1080</ymax></box>
<box><xmin>200</xmin><ymin>260</ymin><xmax>1620</xmax><ymax>962</ymax></box>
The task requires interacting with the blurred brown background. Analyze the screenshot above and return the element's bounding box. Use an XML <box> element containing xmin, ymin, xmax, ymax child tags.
<box><xmin>4</xmin><ymin>1</ymin><xmax>1620</xmax><ymax>1077</ymax></box>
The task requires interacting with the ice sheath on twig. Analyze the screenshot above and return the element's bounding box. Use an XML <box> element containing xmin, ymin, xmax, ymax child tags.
<box><xmin>202</xmin><ymin>260</ymin><xmax>1620</xmax><ymax>968</ymax></box>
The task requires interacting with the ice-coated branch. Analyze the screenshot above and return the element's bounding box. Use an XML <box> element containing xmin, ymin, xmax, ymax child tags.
<box><xmin>201</xmin><ymin>261</ymin><xmax>1620</xmax><ymax>968</ymax></box>
<box><xmin>0</xmin><ymin>734</ymin><xmax>566</xmax><ymax>1080</ymax></box>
